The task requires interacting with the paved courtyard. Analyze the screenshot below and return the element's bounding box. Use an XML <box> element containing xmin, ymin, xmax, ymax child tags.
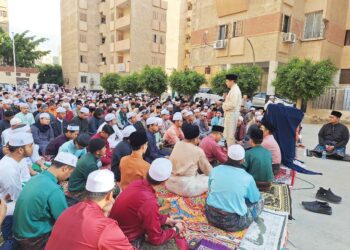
<box><xmin>286</xmin><ymin>123</ymin><xmax>350</xmax><ymax>250</ymax></box>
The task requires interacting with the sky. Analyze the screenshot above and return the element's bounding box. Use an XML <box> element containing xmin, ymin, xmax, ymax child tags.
<box><xmin>8</xmin><ymin>0</ymin><xmax>61</xmax><ymax>57</ymax></box>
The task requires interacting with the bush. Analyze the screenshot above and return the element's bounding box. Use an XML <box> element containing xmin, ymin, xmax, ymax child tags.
<box><xmin>101</xmin><ymin>73</ymin><xmax>121</xmax><ymax>94</ymax></box>
<box><xmin>139</xmin><ymin>66</ymin><xmax>168</xmax><ymax>97</ymax></box>
<box><xmin>38</xmin><ymin>64</ymin><xmax>63</xmax><ymax>86</ymax></box>
<box><xmin>169</xmin><ymin>70</ymin><xmax>206</xmax><ymax>96</ymax></box>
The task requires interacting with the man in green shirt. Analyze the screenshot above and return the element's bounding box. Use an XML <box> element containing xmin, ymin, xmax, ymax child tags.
<box><xmin>243</xmin><ymin>127</ymin><xmax>273</xmax><ymax>191</ymax></box>
<box><xmin>68</xmin><ymin>138</ymin><xmax>106</xmax><ymax>200</ymax></box>
<box><xmin>13</xmin><ymin>152</ymin><xmax>78</xmax><ymax>249</ymax></box>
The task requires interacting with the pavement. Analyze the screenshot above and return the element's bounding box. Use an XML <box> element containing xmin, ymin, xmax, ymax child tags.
<box><xmin>286</xmin><ymin>123</ymin><xmax>350</xmax><ymax>250</ymax></box>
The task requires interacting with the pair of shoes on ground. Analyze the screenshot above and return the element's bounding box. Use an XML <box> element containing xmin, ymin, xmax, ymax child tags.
<box><xmin>302</xmin><ymin>188</ymin><xmax>342</xmax><ymax>215</ymax></box>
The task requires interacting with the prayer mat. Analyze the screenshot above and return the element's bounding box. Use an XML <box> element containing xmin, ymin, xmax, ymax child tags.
<box><xmin>273</xmin><ymin>166</ymin><xmax>296</xmax><ymax>186</ymax></box>
<box><xmin>306</xmin><ymin>149</ymin><xmax>350</xmax><ymax>162</ymax></box>
<box><xmin>238</xmin><ymin>209</ymin><xmax>288</xmax><ymax>250</ymax></box>
<box><xmin>155</xmin><ymin>185</ymin><xmax>246</xmax><ymax>249</ymax></box>
<box><xmin>261</xmin><ymin>183</ymin><xmax>292</xmax><ymax>219</ymax></box>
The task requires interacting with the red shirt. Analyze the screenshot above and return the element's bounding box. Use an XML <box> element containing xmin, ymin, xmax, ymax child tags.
<box><xmin>45</xmin><ymin>200</ymin><xmax>133</xmax><ymax>250</ymax></box>
<box><xmin>199</xmin><ymin>135</ymin><xmax>227</xmax><ymax>163</ymax></box>
<box><xmin>92</xmin><ymin>133</ymin><xmax>112</xmax><ymax>167</ymax></box>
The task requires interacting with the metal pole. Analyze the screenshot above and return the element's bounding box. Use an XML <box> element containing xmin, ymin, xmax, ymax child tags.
<box><xmin>12</xmin><ymin>32</ymin><xmax>17</xmax><ymax>90</ymax></box>
<box><xmin>247</xmin><ymin>38</ymin><xmax>256</xmax><ymax>66</ymax></box>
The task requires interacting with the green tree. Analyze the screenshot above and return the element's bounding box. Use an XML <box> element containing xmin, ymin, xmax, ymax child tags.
<box><xmin>169</xmin><ymin>70</ymin><xmax>206</xmax><ymax>96</ymax></box>
<box><xmin>0</xmin><ymin>28</ymin><xmax>49</xmax><ymax>67</ymax></box>
<box><xmin>273</xmin><ymin>58</ymin><xmax>337</xmax><ymax>102</ymax></box>
<box><xmin>38</xmin><ymin>64</ymin><xmax>63</xmax><ymax>86</ymax></box>
<box><xmin>140</xmin><ymin>66</ymin><xmax>168</xmax><ymax>97</ymax></box>
<box><xmin>119</xmin><ymin>73</ymin><xmax>143</xmax><ymax>94</ymax></box>
<box><xmin>211</xmin><ymin>65</ymin><xmax>263</xmax><ymax>97</ymax></box>
<box><xmin>101</xmin><ymin>73</ymin><xmax>121</xmax><ymax>94</ymax></box>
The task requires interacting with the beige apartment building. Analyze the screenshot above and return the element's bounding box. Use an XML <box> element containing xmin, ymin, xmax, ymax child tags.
<box><xmin>0</xmin><ymin>0</ymin><xmax>8</xmax><ymax>32</ymax></box>
<box><xmin>169</xmin><ymin>0</ymin><xmax>350</xmax><ymax>94</ymax></box>
<box><xmin>61</xmin><ymin>0</ymin><xmax>167</xmax><ymax>89</ymax></box>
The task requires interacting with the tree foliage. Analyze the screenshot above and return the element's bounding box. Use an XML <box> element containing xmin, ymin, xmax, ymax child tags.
<box><xmin>119</xmin><ymin>73</ymin><xmax>143</xmax><ymax>94</ymax></box>
<box><xmin>140</xmin><ymin>66</ymin><xmax>168</xmax><ymax>96</ymax></box>
<box><xmin>0</xmin><ymin>28</ymin><xmax>49</xmax><ymax>67</ymax></box>
<box><xmin>211</xmin><ymin>65</ymin><xmax>263</xmax><ymax>97</ymax></box>
<box><xmin>169</xmin><ymin>70</ymin><xmax>206</xmax><ymax>96</ymax></box>
<box><xmin>101</xmin><ymin>73</ymin><xmax>121</xmax><ymax>94</ymax></box>
<box><xmin>273</xmin><ymin>58</ymin><xmax>337</xmax><ymax>102</ymax></box>
<box><xmin>38</xmin><ymin>64</ymin><xmax>63</xmax><ymax>86</ymax></box>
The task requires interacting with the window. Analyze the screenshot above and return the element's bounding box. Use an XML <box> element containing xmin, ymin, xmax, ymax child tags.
<box><xmin>153</xmin><ymin>34</ymin><xmax>157</xmax><ymax>43</ymax></box>
<box><xmin>118</xmin><ymin>56</ymin><xmax>124</xmax><ymax>63</ymax></box>
<box><xmin>80</xmin><ymin>34</ymin><xmax>86</xmax><ymax>43</ymax></box>
<box><xmin>233</xmin><ymin>21</ymin><xmax>243</xmax><ymax>37</ymax></box>
<box><xmin>101</xmin><ymin>15</ymin><xmax>106</xmax><ymax>24</ymax></box>
<box><xmin>218</xmin><ymin>25</ymin><xmax>228</xmax><ymax>40</ymax></box>
<box><xmin>101</xmin><ymin>36</ymin><xmax>106</xmax><ymax>44</ymax></box>
<box><xmin>303</xmin><ymin>11</ymin><xmax>324</xmax><ymax>39</ymax></box>
<box><xmin>79</xmin><ymin>13</ymin><xmax>87</xmax><ymax>22</ymax></box>
<box><xmin>26</xmin><ymin>73</ymin><xmax>30</xmax><ymax>77</ymax></box>
<box><xmin>0</xmin><ymin>10</ymin><xmax>7</xmax><ymax>17</ymax></box>
<box><xmin>205</xmin><ymin>66</ymin><xmax>211</xmax><ymax>74</ymax></box>
<box><xmin>16</xmin><ymin>73</ymin><xmax>21</xmax><ymax>76</ymax></box>
<box><xmin>101</xmin><ymin>56</ymin><xmax>106</xmax><ymax>64</ymax></box>
<box><xmin>340</xmin><ymin>69</ymin><xmax>350</xmax><ymax>84</ymax></box>
<box><xmin>282</xmin><ymin>14</ymin><xmax>291</xmax><ymax>33</ymax></box>
<box><xmin>5</xmin><ymin>72</ymin><xmax>11</xmax><ymax>76</ymax></box>
<box><xmin>80</xmin><ymin>55</ymin><xmax>87</xmax><ymax>63</ymax></box>
<box><xmin>345</xmin><ymin>30</ymin><xmax>350</xmax><ymax>46</ymax></box>
<box><xmin>81</xmin><ymin>76</ymin><xmax>87</xmax><ymax>83</ymax></box>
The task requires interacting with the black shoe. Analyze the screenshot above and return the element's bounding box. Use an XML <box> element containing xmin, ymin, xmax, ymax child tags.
<box><xmin>316</xmin><ymin>187</ymin><xmax>342</xmax><ymax>203</ymax></box>
<box><xmin>302</xmin><ymin>201</ymin><xmax>332</xmax><ymax>215</ymax></box>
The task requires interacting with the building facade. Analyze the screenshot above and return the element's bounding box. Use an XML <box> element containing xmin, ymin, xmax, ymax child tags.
<box><xmin>182</xmin><ymin>0</ymin><xmax>350</xmax><ymax>94</ymax></box>
<box><xmin>61</xmin><ymin>0</ymin><xmax>167</xmax><ymax>89</ymax></box>
<box><xmin>0</xmin><ymin>66</ymin><xmax>39</xmax><ymax>87</ymax></box>
<box><xmin>0</xmin><ymin>0</ymin><xmax>8</xmax><ymax>32</ymax></box>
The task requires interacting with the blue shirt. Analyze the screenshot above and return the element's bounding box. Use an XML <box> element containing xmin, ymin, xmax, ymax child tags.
<box><xmin>207</xmin><ymin>165</ymin><xmax>261</xmax><ymax>216</ymax></box>
<box><xmin>145</xmin><ymin>130</ymin><xmax>170</xmax><ymax>163</ymax></box>
<box><xmin>59</xmin><ymin>140</ymin><xmax>87</xmax><ymax>158</ymax></box>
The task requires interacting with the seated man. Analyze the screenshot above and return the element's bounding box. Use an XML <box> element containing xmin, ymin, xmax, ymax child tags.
<box><xmin>166</xmin><ymin>124</ymin><xmax>212</xmax><ymax>197</ymax></box>
<box><xmin>58</xmin><ymin>133</ymin><xmax>90</xmax><ymax>159</ymax></box>
<box><xmin>163</xmin><ymin>112</ymin><xmax>184</xmax><ymax>147</ymax></box>
<box><xmin>31</xmin><ymin>112</ymin><xmax>54</xmax><ymax>155</ymax></box>
<box><xmin>45</xmin><ymin>170</ymin><xmax>133</xmax><ymax>250</ymax></box>
<box><xmin>313</xmin><ymin>111</ymin><xmax>349</xmax><ymax>159</ymax></box>
<box><xmin>261</xmin><ymin>121</ymin><xmax>281</xmax><ymax>175</ymax></box>
<box><xmin>109</xmin><ymin>158</ymin><xmax>188</xmax><ymax>249</ymax></box>
<box><xmin>68</xmin><ymin>138</ymin><xmax>106</xmax><ymax>200</ymax></box>
<box><xmin>120</xmin><ymin>131</ymin><xmax>150</xmax><ymax>190</ymax></box>
<box><xmin>206</xmin><ymin>145</ymin><xmax>263</xmax><ymax>232</ymax></box>
<box><xmin>244</xmin><ymin>127</ymin><xmax>273</xmax><ymax>191</ymax></box>
<box><xmin>91</xmin><ymin>124</ymin><xmax>115</xmax><ymax>167</ymax></box>
<box><xmin>45</xmin><ymin>124</ymin><xmax>80</xmax><ymax>156</ymax></box>
<box><xmin>13</xmin><ymin>152</ymin><xmax>77</xmax><ymax>249</ymax></box>
<box><xmin>199</xmin><ymin>125</ymin><xmax>227</xmax><ymax>165</ymax></box>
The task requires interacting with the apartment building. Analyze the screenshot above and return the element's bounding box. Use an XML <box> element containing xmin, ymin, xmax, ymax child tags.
<box><xmin>0</xmin><ymin>0</ymin><xmax>8</xmax><ymax>32</ymax></box>
<box><xmin>61</xmin><ymin>0</ymin><xmax>167</xmax><ymax>89</ymax></box>
<box><xmin>185</xmin><ymin>0</ymin><xmax>350</xmax><ymax>94</ymax></box>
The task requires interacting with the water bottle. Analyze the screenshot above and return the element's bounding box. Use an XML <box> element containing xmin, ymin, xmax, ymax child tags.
<box><xmin>322</xmin><ymin>150</ymin><xmax>327</xmax><ymax>160</ymax></box>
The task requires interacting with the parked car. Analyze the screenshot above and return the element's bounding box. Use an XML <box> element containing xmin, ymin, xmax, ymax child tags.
<box><xmin>193</xmin><ymin>88</ymin><xmax>222</xmax><ymax>103</ymax></box>
<box><xmin>252</xmin><ymin>92</ymin><xmax>294</xmax><ymax>108</ymax></box>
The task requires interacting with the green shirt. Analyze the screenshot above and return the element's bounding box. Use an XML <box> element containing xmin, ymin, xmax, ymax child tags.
<box><xmin>13</xmin><ymin>171</ymin><xmax>67</xmax><ymax>239</ymax></box>
<box><xmin>243</xmin><ymin>145</ymin><xmax>273</xmax><ymax>182</ymax></box>
<box><xmin>68</xmin><ymin>153</ymin><xmax>100</xmax><ymax>192</ymax></box>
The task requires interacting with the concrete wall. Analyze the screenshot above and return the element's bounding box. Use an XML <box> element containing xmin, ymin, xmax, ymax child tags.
<box><xmin>0</xmin><ymin>0</ymin><xmax>8</xmax><ymax>32</ymax></box>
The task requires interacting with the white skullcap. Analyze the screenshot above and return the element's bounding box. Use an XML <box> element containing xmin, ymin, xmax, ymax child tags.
<box><xmin>62</xmin><ymin>96</ymin><xmax>69</xmax><ymax>100</ymax></box>
<box><xmin>89</xmin><ymin>103</ymin><xmax>96</xmax><ymax>107</ymax></box>
<box><xmin>9</xmin><ymin>132</ymin><xmax>33</xmax><ymax>146</ymax></box>
<box><xmin>167</xmin><ymin>104</ymin><xmax>173</xmax><ymax>108</ymax></box>
<box><xmin>40</xmin><ymin>113</ymin><xmax>50</xmax><ymax>119</ymax></box>
<box><xmin>62</xmin><ymin>103</ymin><xmax>70</xmax><ymax>108</ymax></box>
<box><xmin>127</xmin><ymin>112</ymin><xmax>136</xmax><ymax>119</ymax></box>
<box><xmin>186</xmin><ymin>111</ymin><xmax>193</xmax><ymax>116</ymax></box>
<box><xmin>228</xmin><ymin>144</ymin><xmax>245</xmax><ymax>161</ymax></box>
<box><xmin>149</xmin><ymin>158</ymin><xmax>173</xmax><ymax>182</ymax></box>
<box><xmin>173</xmin><ymin>112</ymin><xmax>183</xmax><ymax>121</ymax></box>
<box><xmin>156</xmin><ymin>117</ymin><xmax>163</xmax><ymax>126</ymax></box>
<box><xmin>201</xmin><ymin>112</ymin><xmax>207</xmax><ymax>116</ymax></box>
<box><xmin>194</xmin><ymin>109</ymin><xmax>200</xmax><ymax>113</ymax></box>
<box><xmin>19</xmin><ymin>103</ymin><xmax>29</xmax><ymax>108</ymax></box>
<box><xmin>122</xmin><ymin>125</ymin><xmax>136</xmax><ymax>138</ymax></box>
<box><xmin>3</xmin><ymin>99</ymin><xmax>12</xmax><ymax>105</ymax></box>
<box><xmin>56</xmin><ymin>107</ymin><xmax>66</xmax><ymax>113</ymax></box>
<box><xmin>80</xmin><ymin>107</ymin><xmax>89</xmax><ymax>114</ymax></box>
<box><xmin>54</xmin><ymin>152</ymin><xmax>78</xmax><ymax>168</ymax></box>
<box><xmin>204</xmin><ymin>106</ymin><xmax>209</xmax><ymax>109</ymax></box>
<box><xmin>111</xmin><ymin>104</ymin><xmax>117</xmax><ymax>109</ymax></box>
<box><xmin>10</xmin><ymin>117</ymin><xmax>22</xmax><ymax>126</ymax></box>
<box><xmin>269</xmin><ymin>95</ymin><xmax>275</xmax><ymax>99</ymax></box>
<box><xmin>86</xmin><ymin>169</ymin><xmax>115</xmax><ymax>193</ymax></box>
<box><xmin>105</xmin><ymin>113</ymin><xmax>116</xmax><ymax>122</ymax></box>
<box><xmin>257</xmin><ymin>115</ymin><xmax>264</xmax><ymax>122</ymax></box>
<box><xmin>67</xmin><ymin>125</ymin><xmax>80</xmax><ymax>131</ymax></box>
<box><xmin>250</xmin><ymin>107</ymin><xmax>256</xmax><ymax>111</ymax></box>
<box><xmin>238</xmin><ymin>116</ymin><xmax>244</xmax><ymax>122</ymax></box>
<box><xmin>146</xmin><ymin>117</ymin><xmax>158</xmax><ymax>125</ymax></box>
<box><xmin>161</xmin><ymin>109</ymin><xmax>169</xmax><ymax>115</ymax></box>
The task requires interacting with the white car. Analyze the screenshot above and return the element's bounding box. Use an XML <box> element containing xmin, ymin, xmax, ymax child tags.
<box><xmin>194</xmin><ymin>88</ymin><xmax>222</xmax><ymax>103</ymax></box>
<box><xmin>252</xmin><ymin>92</ymin><xmax>294</xmax><ymax>108</ymax></box>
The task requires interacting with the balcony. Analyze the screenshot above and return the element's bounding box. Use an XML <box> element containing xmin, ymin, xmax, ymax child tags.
<box><xmin>115</xmin><ymin>15</ymin><xmax>130</xmax><ymax>31</ymax></box>
<box><xmin>110</xmin><ymin>43</ymin><xmax>115</xmax><ymax>52</ymax></box>
<box><xmin>161</xmin><ymin>0</ymin><xmax>168</xmax><ymax>10</ymax></box>
<box><xmin>152</xmin><ymin>0</ymin><xmax>161</xmax><ymax>7</ymax></box>
<box><xmin>110</xmin><ymin>21</ymin><xmax>115</xmax><ymax>30</ymax></box>
<box><xmin>116</xmin><ymin>0</ymin><xmax>130</xmax><ymax>8</ymax></box>
<box><xmin>115</xmin><ymin>39</ymin><xmax>130</xmax><ymax>52</ymax></box>
<box><xmin>152</xmin><ymin>43</ymin><xmax>160</xmax><ymax>53</ymax></box>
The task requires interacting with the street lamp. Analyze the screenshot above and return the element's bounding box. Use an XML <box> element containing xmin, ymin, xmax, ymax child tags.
<box><xmin>11</xmin><ymin>32</ymin><xmax>17</xmax><ymax>90</ymax></box>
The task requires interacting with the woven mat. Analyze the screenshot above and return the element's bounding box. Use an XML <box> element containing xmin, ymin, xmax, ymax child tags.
<box><xmin>261</xmin><ymin>183</ymin><xmax>292</xmax><ymax>219</ymax></box>
<box><xmin>273</xmin><ymin>166</ymin><xmax>296</xmax><ymax>186</ymax></box>
<box><xmin>155</xmin><ymin>185</ymin><xmax>246</xmax><ymax>249</ymax></box>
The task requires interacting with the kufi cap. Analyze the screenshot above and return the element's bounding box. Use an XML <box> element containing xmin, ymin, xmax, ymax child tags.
<box><xmin>86</xmin><ymin>169</ymin><xmax>115</xmax><ymax>193</ymax></box>
<box><xmin>10</xmin><ymin>117</ymin><xmax>22</xmax><ymax>126</ymax></box>
<box><xmin>146</xmin><ymin>117</ymin><xmax>158</xmax><ymax>125</ymax></box>
<box><xmin>201</xmin><ymin>112</ymin><xmax>207</xmax><ymax>116</ymax></box>
<box><xmin>194</xmin><ymin>109</ymin><xmax>200</xmax><ymax>113</ymax></box>
<box><xmin>41</xmin><ymin>103</ymin><xmax>49</xmax><ymax>109</ymax></box>
<box><xmin>127</xmin><ymin>112</ymin><xmax>136</xmax><ymax>120</ymax></box>
<box><xmin>129</xmin><ymin>131</ymin><xmax>148</xmax><ymax>147</ymax></box>
<box><xmin>269</xmin><ymin>95</ymin><xmax>275</xmax><ymax>99</ymax></box>
<box><xmin>89</xmin><ymin>103</ymin><xmax>96</xmax><ymax>108</ymax></box>
<box><xmin>56</xmin><ymin>107</ymin><xmax>66</xmax><ymax>113</ymax></box>
<box><xmin>186</xmin><ymin>111</ymin><xmax>193</xmax><ymax>117</ymax></box>
<box><xmin>228</xmin><ymin>145</ymin><xmax>245</xmax><ymax>161</ymax></box>
<box><xmin>183</xmin><ymin>124</ymin><xmax>199</xmax><ymax>140</ymax></box>
<box><xmin>161</xmin><ymin>109</ymin><xmax>169</xmax><ymax>115</ymax></box>
<box><xmin>204</xmin><ymin>106</ymin><xmax>209</xmax><ymax>110</ymax></box>
<box><xmin>9</xmin><ymin>132</ymin><xmax>33</xmax><ymax>146</ymax></box>
<box><xmin>54</xmin><ymin>152</ymin><xmax>78</xmax><ymax>168</ymax></box>
<box><xmin>254</xmin><ymin>111</ymin><xmax>262</xmax><ymax>117</ymax></box>
<box><xmin>105</xmin><ymin>113</ymin><xmax>116</xmax><ymax>122</ymax></box>
<box><xmin>122</xmin><ymin>125</ymin><xmax>136</xmax><ymax>138</ymax></box>
<box><xmin>40</xmin><ymin>113</ymin><xmax>50</xmax><ymax>119</ymax></box>
<box><xmin>149</xmin><ymin>158</ymin><xmax>172</xmax><ymax>182</ymax></box>
<box><xmin>250</xmin><ymin>107</ymin><xmax>256</xmax><ymax>111</ymax></box>
<box><xmin>62</xmin><ymin>96</ymin><xmax>69</xmax><ymax>100</ymax></box>
<box><xmin>19</xmin><ymin>103</ymin><xmax>29</xmax><ymax>108</ymax></box>
<box><xmin>67</xmin><ymin>124</ymin><xmax>80</xmax><ymax>131</ymax></box>
<box><xmin>173</xmin><ymin>112</ymin><xmax>183</xmax><ymax>121</ymax></box>
<box><xmin>111</xmin><ymin>104</ymin><xmax>117</xmax><ymax>109</ymax></box>
<box><xmin>256</xmin><ymin>115</ymin><xmax>264</xmax><ymax>122</ymax></box>
<box><xmin>167</xmin><ymin>104</ymin><xmax>173</xmax><ymax>108</ymax></box>
<box><xmin>211</xmin><ymin>125</ymin><xmax>224</xmax><ymax>133</ymax></box>
<box><xmin>79</xmin><ymin>107</ymin><xmax>89</xmax><ymax>114</ymax></box>
<box><xmin>226</xmin><ymin>74</ymin><xmax>238</xmax><ymax>81</ymax></box>
<box><xmin>156</xmin><ymin>117</ymin><xmax>163</xmax><ymax>126</ymax></box>
<box><xmin>331</xmin><ymin>110</ymin><xmax>342</xmax><ymax>118</ymax></box>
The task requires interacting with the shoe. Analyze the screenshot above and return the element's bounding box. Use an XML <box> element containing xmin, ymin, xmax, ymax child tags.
<box><xmin>302</xmin><ymin>201</ymin><xmax>332</xmax><ymax>215</ymax></box>
<box><xmin>316</xmin><ymin>187</ymin><xmax>342</xmax><ymax>203</ymax></box>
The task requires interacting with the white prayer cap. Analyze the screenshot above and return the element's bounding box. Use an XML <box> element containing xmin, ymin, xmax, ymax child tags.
<box><xmin>62</xmin><ymin>96</ymin><xmax>69</xmax><ymax>100</ymax></box>
<box><xmin>9</xmin><ymin>132</ymin><xmax>33</xmax><ymax>147</ymax></box>
<box><xmin>80</xmin><ymin>107</ymin><xmax>89</xmax><ymax>114</ymax></box>
<box><xmin>167</xmin><ymin>104</ymin><xmax>173</xmax><ymax>108</ymax></box>
<box><xmin>62</xmin><ymin>102</ymin><xmax>70</xmax><ymax>108</ymax></box>
<box><xmin>146</xmin><ymin>117</ymin><xmax>158</xmax><ymax>125</ymax></box>
<box><xmin>56</xmin><ymin>107</ymin><xmax>66</xmax><ymax>113</ymax></box>
<box><xmin>127</xmin><ymin>112</ymin><xmax>136</xmax><ymax>120</ymax></box>
<box><xmin>3</xmin><ymin>99</ymin><xmax>12</xmax><ymax>105</ymax></box>
<box><xmin>54</xmin><ymin>152</ymin><xmax>78</xmax><ymax>168</ymax></box>
<box><xmin>194</xmin><ymin>109</ymin><xmax>200</xmax><ymax>113</ymax></box>
<box><xmin>40</xmin><ymin>113</ymin><xmax>50</xmax><ymax>119</ymax></box>
<box><xmin>86</xmin><ymin>169</ymin><xmax>115</xmax><ymax>193</ymax></box>
<box><xmin>19</xmin><ymin>103</ymin><xmax>29</xmax><ymax>108</ymax></box>
<box><xmin>238</xmin><ymin>116</ymin><xmax>244</xmax><ymax>122</ymax></box>
<box><xmin>250</xmin><ymin>107</ymin><xmax>256</xmax><ymax>111</ymax></box>
<box><xmin>105</xmin><ymin>113</ymin><xmax>116</xmax><ymax>122</ymax></box>
<box><xmin>161</xmin><ymin>109</ymin><xmax>169</xmax><ymax>115</ymax></box>
<box><xmin>149</xmin><ymin>158</ymin><xmax>172</xmax><ymax>182</ymax></box>
<box><xmin>10</xmin><ymin>117</ymin><xmax>22</xmax><ymax>126</ymax></box>
<box><xmin>67</xmin><ymin>125</ymin><xmax>80</xmax><ymax>131</ymax></box>
<box><xmin>122</xmin><ymin>125</ymin><xmax>136</xmax><ymax>138</ymax></box>
<box><xmin>173</xmin><ymin>112</ymin><xmax>183</xmax><ymax>121</ymax></box>
<box><xmin>228</xmin><ymin>144</ymin><xmax>245</xmax><ymax>161</ymax></box>
<box><xmin>204</xmin><ymin>106</ymin><xmax>209</xmax><ymax>110</ymax></box>
<box><xmin>201</xmin><ymin>112</ymin><xmax>207</xmax><ymax>116</ymax></box>
<box><xmin>257</xmin><ymin>115</ymin><xmax>264</xmax><ymax>122</ymax></box>
<box><xmin>186</xmin><ymin>111</ymin><xmax>193</xmax><ymax>116</ymax></box>
<box><xmin>269</xmin><ymin>95</ymin><xmax>275</xmax><ymax>99</ymax></box>
<box><xmin>111</xmin><ymin>104</ymin><xmax>117</xmax><ymax>109</ymax></box>
<box><xmin>89</xmin><ymin>103</ymin><xmax>96</xmax><ymax>108</ymax></box>
<box><xmin>156</xmin><ymin>117</ymin><xmax>163</xmax><ymax>126</ymax></box>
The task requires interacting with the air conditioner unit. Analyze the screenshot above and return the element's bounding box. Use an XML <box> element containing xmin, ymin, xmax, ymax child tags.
<box><xmin>213</xmin><ymin>40</ymin><xmax>226</xmax><ymax>49</ymax></box>
<box><xmin>283</xmin><ymin>32</ymin><xmax>296</xmax><ymax>43</ymax></box>
<box><xmin>118</xmin><ymin>63</ymin><xmax>126</xmax><ymax>72</ymax></box>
